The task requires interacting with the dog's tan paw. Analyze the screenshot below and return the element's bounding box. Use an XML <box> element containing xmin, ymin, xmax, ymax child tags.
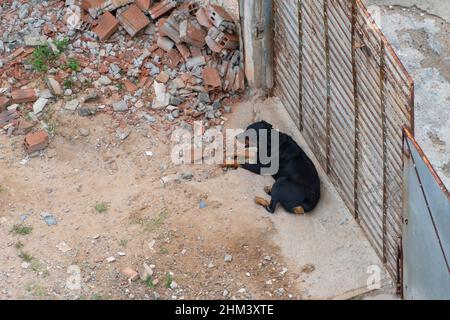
<box><xmin>264</xmin><ymin>186</ymin><xmax>272</xmax><ymax>194</ymax></box>
<box><xmin>254</xmin><ymin>196</ymin><xmax>270</xmax><ymax>207</ymax></box>
<box><xmin>293</xmin><ymin>206</ymin><xmax>305</xmax><ymax>215</ymax></box>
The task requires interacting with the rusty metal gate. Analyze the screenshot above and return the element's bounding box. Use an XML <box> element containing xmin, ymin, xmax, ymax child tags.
<box><xmin>272</xmin><ymin>0</ymin><xmax>414</xmax><ymax>287</ymax></box>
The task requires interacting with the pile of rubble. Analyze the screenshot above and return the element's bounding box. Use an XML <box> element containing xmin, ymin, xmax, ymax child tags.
<box><xmin>0</xmin><ymin>0</ymin><xmax>244</xmax><ymax>154</ymax></box>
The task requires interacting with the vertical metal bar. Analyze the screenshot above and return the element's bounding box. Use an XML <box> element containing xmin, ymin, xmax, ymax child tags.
<box><xmin>380</xmin><ymin>40</ymin><xmax>388</xmax><ymax>264</ymax></box>
<box><xmin>298</xmin><ymin>0</ymin><xmax>304</xmax><ymax>131</ymax></box>
<box><xmin>351</xmin><ymin>0</ymin><xmax>360</xmax><ymax>220</ymax></box>
<box><xmin>324</xmin><ymin>0</ymin><xmax>331</xmax><ymax>175</ymax></box>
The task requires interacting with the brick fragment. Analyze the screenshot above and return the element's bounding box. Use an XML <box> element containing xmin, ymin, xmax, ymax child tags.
<box><xmin>0</xmin><ymin>96</ymin><xmax>11</xmax><ymax>111</ymax></box>
<box><xmin>196</xmin><ymin>7</ymin><xmax>213</xmax><ymax>29</ymax></box>
<box><xmin>149</xmin><ymin>0</ymin><xmax>177</xmax><ymax>19</ymax></box>
<box><xmin>81</xmin><ymin>0</ymin><xmax>105</xmax><ymax>11</ymax></box>
<box><xmin>202</xmin><ymin>67</ymin><xmax>222</xmax><ymax>91</ymax></box>
<box><xmin>24</xmin><ymin>130</ymin><xmax>49</xmax><ymax>154</ymax></box>
<box><xmin>175</xmin><ymin>43</ymin><xmax>191</xmax><ymax>60</ymax></box>
<box><xmin>179</xmin><ymin>20</ymin><xmax>206</xmax><ymax>48</ymax></box>
<box><xmin>11</xmin><ymin>89</ymin><xmax>38</xmax><ymax>104</ymax></box>
<box><xmin>93</xmin><ymin>12</ymin><xmax>119</xmax><ymax>41</ymax></box>
<box><xmin>0</xmin><ymin>109</ymin><xmax>19</xmax><ymax>127</ymax></box>
<box><xmin>156</xmin><ymin>72</ymin><xmax>170</xmax><ymax>84</ymax></box>
<box><xmin>135</xmin><ymin>0</ymin><xmax>152</xmax><ymax>11</ymax></box>
<box><xmin>123</xmin><ymin>80</ymin><xmax>138</xmax><ymax>92</ymax></box>
<box><xmin>157</xmin><ymin>36</ymin><xmax>174</xmax><ymax>52</ymax></box>
<box><xmin>122</xmin><ymin>267</ymin><xmax>139</xmax><ymax>281</ymax></box>
<box><xmin>117</xmin><ymin>4</ymin><xmax>150</xmax><ymax>37</ymax></box>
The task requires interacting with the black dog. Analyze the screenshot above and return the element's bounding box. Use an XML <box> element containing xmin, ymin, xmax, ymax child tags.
<box><xmin>235</xmin><ymin>121</ymin><xmax>320</xmax><ymax>215</ymax></box>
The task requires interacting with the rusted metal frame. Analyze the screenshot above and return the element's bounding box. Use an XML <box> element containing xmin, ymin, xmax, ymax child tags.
<box><xmin>404</xmin><ymin>136</ymin><xmax>450</xmax><ymax>273</ymax></box>
<box><xmin>323</xmin><ymin>0</ymin><xmax>332</xmax><ymax>175</ymax></box>
<box><xmin>274</xmin><ymin>3</ymin><xmax>300</xmax><ymax>55</ymax></box>
<box><xmin>356</xmin><ymin>0</ymin><xmax>413</xmax><ymax>89</ymax></box>
<box><xmin>355</xmin><ymin>57</ymin><xmax>406</xmax><ymax>166</ymax></box>
<box><xmin>382</xmin><ymin>38</ymin><xmax>390</xmax><ymax>265</ymax></box>
<box><xmin>384</xmin><ymin>80</ymin><xmax>412</xmax><ymax>123</ymax></box>
<box><xmin>327</xmin><ymin>2</ymin><xmax>352</xmax><ymax>44</ymax></box>
<box><xmin>328</xmin><ymin>169</ymin><xmax>356</xmax><ymax>213</ymax></box>
<box><xmin>351</xmin><ymin>0</ymin><xmax>360</xmax><ymax>220</ymax></box>
<box><xmin>298</xmin><ymin>0</ymin><xmax>304</xmax><ymax>131</ymax></box>
<box><xmin>355</xmin><ymin>4</ymin><xmax>414</xmax><ymax>121</ymax></box>
<box><xmin>403</xmin><ymin>128</ymin><xmax>450</xmax><ymax>201</ymax></box>
<box><xmin>274</xmin><ymin>51</ymin><xmax>301</xmax><ymax>109</ymax></box>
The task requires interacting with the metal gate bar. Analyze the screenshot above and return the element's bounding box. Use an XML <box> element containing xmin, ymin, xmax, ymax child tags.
<box><xmin>273</xmin><ymin>0</ymin><xmax>414</xmax><ymax>287</ymax></box>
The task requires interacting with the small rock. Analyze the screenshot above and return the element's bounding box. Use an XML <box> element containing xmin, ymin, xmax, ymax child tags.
<box><xmin>21</xmin><ymin>262</ymin><xmax>30</xmax><ymax>269</ymax></box>
<box><xmin>139</xmin><ymin>263</ymin><xmax>153</xmax><ymax>281</ymax></box>
<box><xmin>43</xmin><ymin>213</ymin><xmax>57</xmax><ymax>226</ymax></box>
<box><xmin>198</xmin><ymin>92</ymin><xmax>211</xmax><ymax>104</ymax></box>
<box><xmin>122</xmin><ymin>267</ymin><xmax>139</xmax><ymax>281</ymax></box>
<box><xmin>99</xmin><ymin>75</ymin><xmax>112</xmax><ymax>86</ymax></box>
<box><xmin>106</xmin><ymin>256</ymin><xmax>116</xmax><ymax>263</ymax></box>
<box><xmin>112</xmin><ymin>100</ymin><xmax>128</xmax><ymax>112</ymax></box>
<box><xmin>180</xmin><ymin>172</ymin><xmax>193</xmax><ymax>181</ymax></box>
<box><xmin>33</xmin><ymin>97</ymin><xmax>48</xmax><ymax>114</ymax></box>
<box><xmin>46</xmin><ymin>77</ymin><xmax>62</xmax><ymax>96</ymax></box>
<box><xmin>56</xmin><ymin>242</ymin><xmax>71</xmax><ymax>253</ymax></box>
<box><xmin>224</xmin><ymin>254</ymin><xmax>233</xmax><ymax>262</ymax></box>
<box><xmin>115</xmin><ymin>128</ymin><xmax>130</xmax><ymax>140</ymax></box>
<box><xmin>170</xmin><ymin>281</ymin><xmax>178</xmax><ymax>289</ymax></box>
<box><xmin>78</xmin><ymin>128</ymin><xmax>90</xmax><ymax>137</ymax></box>
<box><xmin>64</xmin><ymin>99</ymin><xmax>79</xmax><ymax>111</ymax></box>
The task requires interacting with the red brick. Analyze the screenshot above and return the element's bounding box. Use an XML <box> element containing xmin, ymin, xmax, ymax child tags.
<box><xmin>82</xmin><ymin>0</ymin><xmax>105</xmax><ymax>11</ymax></box>
<box><xmin>196</xmin><ymin>7</ymin><xmax>213</xmax><ymax>29</ymax></box>
<box><xmin>202</xmin><ymin>67</ymin><xmax>222</xmax><ymax>91</ymax></box>
<box><xmin>24</xmin><ymin>130</ymin><xmax>49</xmax><ymax>153</ymax></box>
<box><xmin>0</xmin><ymin>96</ymin><xmax>11</xmax><ymax>111</ymax></box>
<box><xmin>11</xmin><ymin>88</ymin><xmax>38</xmax><ymax>104</ymax></box>
<box><xmin>175</xmin><ymin>43</ymin><xmax>191</xmax><ymax>60</ymax></box>
<box><xmin>117</xmin><ymin>4</ymin><xmax>150</xmax><ymax>37</ymax></box>
<box><xmin>179</xmin><ymin>20</ymin><xmax>206</xmax><ymax>48</ymax></box>
<box><xmin>122</xmin><ymin>80</ymin><xmax>138</xmax><ymax>92</ymax></box>
<box><xmin>135</xmin><ymin>0</ymin><xmax>152</xmax><ymax>11</ymax></box>
<box><xmin>149</xmin><ymin>0</ymin><xmax>176</xmax><ymax>20</ymax></box>
<box><xmin>93</xmin><ymin>12</ymin><xmax>119</xmax><ymax>41</ymax></box>
<box><xmin>155</xmin><ymin>71</ymin><xmax>170</xmax><ymax>84</ymax></box>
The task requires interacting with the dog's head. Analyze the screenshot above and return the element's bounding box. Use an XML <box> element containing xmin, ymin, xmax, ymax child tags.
<box><xmin>236</xmin><ymin>121</ymin><xmax>274</xmax><ymax>147</ymax></box>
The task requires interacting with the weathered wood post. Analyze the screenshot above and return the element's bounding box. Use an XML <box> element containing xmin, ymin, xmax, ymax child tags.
<box><xmin>240</xmin><ymin>0</ymin><xmax>273</xmax><ymax>92</ymax></box>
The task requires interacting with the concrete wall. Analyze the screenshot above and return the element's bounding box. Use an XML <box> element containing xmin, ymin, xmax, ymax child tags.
<box><xmin>366</xmin><ymin>0</ymin><xmax>450</xmax><ymax>22</ymax></box>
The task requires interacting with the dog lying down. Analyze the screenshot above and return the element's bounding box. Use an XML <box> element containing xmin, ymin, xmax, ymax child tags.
<box><xmin>226</xmin><ymin>121</ymin><xmax>320</xmax><ymax>215</ymax></box>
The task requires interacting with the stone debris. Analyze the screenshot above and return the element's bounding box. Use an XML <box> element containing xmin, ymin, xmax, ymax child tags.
<box><xmin>0</xmin><ymin>1</ymin><xmax>244</xmax><ymax>156</ymax></box>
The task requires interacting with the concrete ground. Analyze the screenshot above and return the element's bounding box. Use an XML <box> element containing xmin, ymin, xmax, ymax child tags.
<box><xmin>365</xmin><ymin>0</ymin><xmax>450</xmax><ymax>188</ymax></box>
<box><xmin>222</xmin><ymin>96</ymin><xmax>395</xmax><ymax>299</ymax></box>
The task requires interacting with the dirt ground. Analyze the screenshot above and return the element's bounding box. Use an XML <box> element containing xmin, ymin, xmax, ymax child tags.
<box><xmin>0</xmin><ymin>95</ymin><xmax>307</xmax><ymax>300</ymax></box>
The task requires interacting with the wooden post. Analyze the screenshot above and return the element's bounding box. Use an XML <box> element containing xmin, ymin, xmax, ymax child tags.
<box><xmin>240</xmin><ymin>0</ymin><xmax>273</xmax><ymax>92</ymax></box>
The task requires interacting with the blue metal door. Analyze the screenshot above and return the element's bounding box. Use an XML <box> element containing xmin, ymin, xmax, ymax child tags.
<box><xmin>403</xmin><ymin>129</ymin><xmax>450</xmax><ymax>299</ymax></box>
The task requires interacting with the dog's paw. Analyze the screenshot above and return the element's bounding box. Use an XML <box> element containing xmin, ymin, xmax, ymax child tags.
<box><xmin>263</xmin><ymin>186</ymin><xmax>272</xmax><ymax>195</ymax></box>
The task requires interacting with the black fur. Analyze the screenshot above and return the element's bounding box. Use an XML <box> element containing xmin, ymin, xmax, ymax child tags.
<box><xmin>239</xmin><ymin>121</ymin><xmax>320</xmax><ymax>214</ymax></box>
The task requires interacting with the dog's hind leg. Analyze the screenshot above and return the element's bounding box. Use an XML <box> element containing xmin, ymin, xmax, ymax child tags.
<box><xmin>254</xmin><ymin>196</ymin><xmax>278</xmax><ymax>214</ymax></box>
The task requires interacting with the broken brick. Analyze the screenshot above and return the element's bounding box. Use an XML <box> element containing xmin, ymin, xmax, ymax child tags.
<box><xmin>207</xmin><ymin>4</ymin><xmax>235</xmax><ymax>31</ymax></box>
<box><xmin>122</xmin><ymin>80</ymin><xmax>138</xmax><ymax>92</ymax></box>
<box><xmin>165</xmin><ymin>49</ymin><xmax>182</xmax><ymax>68</ymax></box>
<box><xmin>175</xmin><ymin>43</ymin><xmax>191</xmax><ymax>60</ymax></box>
<box><xmin>157</xmin><ymin>36</ymin><xmax>174</xmax><ymax>52</ymax></box>
<box><xmin>93</xmin><ymin>12</ymin><xmax>119</xmax><ymax>41</ymax></box>
<box><xmin>24</xmin><ymin>130</ymin><xmax>49</xmax><ymax>154</ymax></box>
<box><xmin>179</xmin><ymin>20</ymin><xmax>206</xmax><ymax>48</ymax></box>
<box><xmin>206</xmin><ymin>27</ymin><xmax>239</xmax><ymax>53</ymax></box>
<box><xmin>156</xmin><ymin>71</ymin><xmax>170</xmax><ymax>84</ymax></box>
<box><xmin>149</xmin><ymin>0</ymin><xmax>177</xmax><ymax>20</ymax></box>
<box><xmin>202</xmin><ymin>67</ymin><xmax>222</xmax><ymax>91</ymax></box>
<box><xmin>196</xmin><ymin>7</ymin><xmax>213</xmax><ymax>29</ymax></box>
<box><xmin>117</xmin><ymin>4</ymin><xmax>150</xmax><ymax>37</ymax></box>
<box><xmin>135</xmin><ymin>0</ymin><xmax>152</xmax><ymax>12</ymax></box>
<box><xmin>0</xmin><ymin>109</ymin><xmax>19</xmax><ymax>127</ymax></box>
<box><xmin>0</xmin><ymin>96</ymin><xmax>11</xmax><ymax>111</ymax></box>
<box><xmin>160</xmin><ymin>17</ymin><xmax>181</xmax><ymax>43</ymax></box>
<box><xmin>11</xmin><ymin>88</ymin><xmax>38</xmax><ymax>104</ymax></box>
<box><xmin>82</xmin><ymin>0</ymin><xmax>105</xmax><ymax>11</ymax></box>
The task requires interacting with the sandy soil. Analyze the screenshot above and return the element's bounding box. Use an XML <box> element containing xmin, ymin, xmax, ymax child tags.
<box><xmin>0</xmin><ymin>96</ymin><xmax>304</xmax><ymax>300</ymax></box>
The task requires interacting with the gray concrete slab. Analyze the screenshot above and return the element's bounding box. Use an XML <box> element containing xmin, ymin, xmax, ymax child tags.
<box><xmin>200</xmin><ymin>96</ymin><xmax>395</xmax><ymax>299</ymax></box>
<box><xmin>366</xmin><ymin>0</ymin><xmax>450</xmax><ymax>22</ymax></box>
